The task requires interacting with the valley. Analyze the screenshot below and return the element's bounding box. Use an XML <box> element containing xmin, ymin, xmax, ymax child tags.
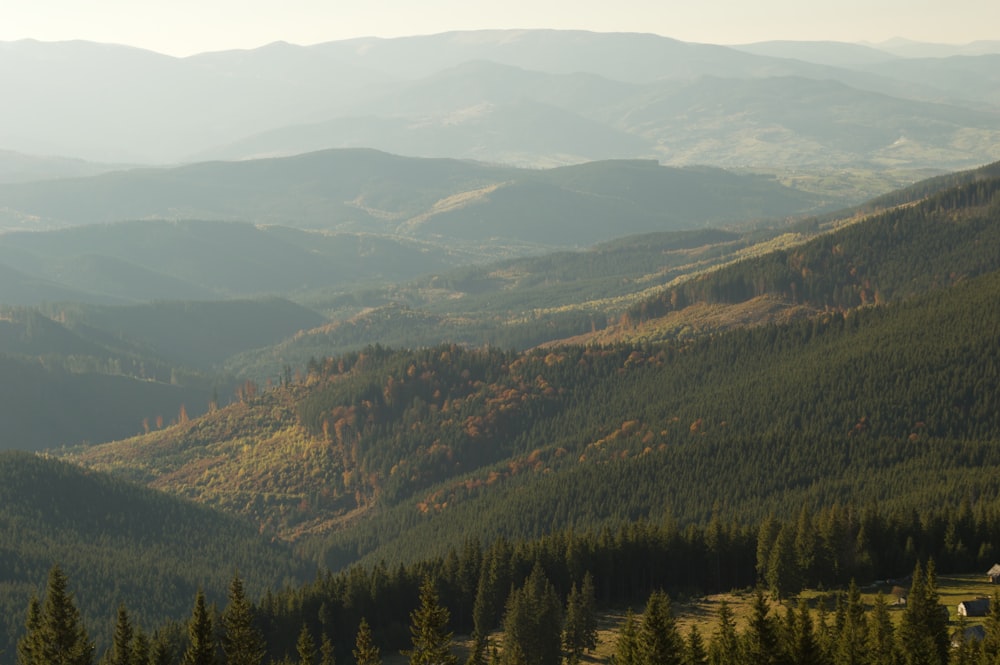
<box><xmin>2</xmin><ymin>26</ymin><xmax>1000</xmax><ymax>665</ymax></box>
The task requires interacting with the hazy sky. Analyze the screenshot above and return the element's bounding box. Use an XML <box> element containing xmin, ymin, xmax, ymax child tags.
<box><xmin>2</xmin><ymin>0</ymin><xmax>998</xmax><ymax>56</ymax></box>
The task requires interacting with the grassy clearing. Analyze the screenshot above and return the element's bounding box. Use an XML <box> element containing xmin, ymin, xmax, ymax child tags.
<box><xmin>442</xmin><ymin>574</ymin><xmax>999</xmax><ymax>664</ymax></box>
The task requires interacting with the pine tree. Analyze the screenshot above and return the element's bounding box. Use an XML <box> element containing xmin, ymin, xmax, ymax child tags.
<box><xmin>16</xmin><ymin>596</ymin><xmax>42</xmax><ymax>665</ymax></box>
<box><xmin>297</xmin><ymin>624</ymin><xmax>316</xmax><ymax>665</ymax></box>
<box><xmin>403</xmin><ymin>577</ymin><xmax>458</xmax><ymax>665</ymax></box>
<box><xmin>834</xmin><ymin>581</ymin><xmax>868</xmax><ymax>665</ymax></box>
<box><xmin>684</xmin><ymin>625</ymin><xmax>708</xmax><ymax>665</ymax></box>
<box><xmin>148</xmin><ymin>631</ymin><xmax>173</xmax><ymax>665</ymax></box>
<box><xmin>108</xmin><ymin>604</ymin><xmax>133</xmax><ymax>665</ymax></box>
<box><xmin>353</xmin><ymin>618</ymin><xmax>381</xmax><ymax>665</ymax></box>
<box><xmin>579</xmin><ymin>573</ymin><xmax>599</xmax><ymax>654</ymax></box>
<box><xmin>320</xmin><ymin>633</ymin><xmax>336</xmax><ymax>665</ymax></box>
<box><xmin>468</xmin><ymin>554</ymin><xmax>506</xmax><ymax>665</ymax></box>
<box><xmin>131</xmin><ymin>627</ymin><xmax>149</xmax><ymax>665</ymax></box>
<box><xmin>787</xmin><ymin>597</ymin><xmax>821</xmax><ymax>665</ymax></box>
<box><xmin>500</xmin><ymin>563</ymin><xmax>562</xmax><ymax>665</ymax></box>
<box><xmin>766</xmin><ymin>523</ymin><xmax>800</xmax><ymax>600</ymax></box>
<box><xmin>793</xmin><ymin>506</ymin><xmax>818</xmax><ymax>585</ymax></box>
<box><xmin>613</xmin><ymin>609</ymin><xmax>641</xmax><ymax>665</ymax></box>
<box><xmin>707</xmin><ymin>601</ymin><xmax>739</xmax><ymax>665</ymax></box>
<box><xmin>182</xmin><ymin>589</ymin><xmax>217</xmax><ymax>665</ymax></box>
<box><xmin>898</xmin><ymin>560</ymin><xmax>948</xmax><ymax>665</ymax></box>
<box><xmin>867</xmin><ymin>593</ymin><xmax>899</xmax><ymax>665</ymax></box>
<box><xmin>467</xmin><ymin>574</ymin><xmax>491</xmax><ymax>665</ymax></box>
<box><xmin>563</xmin><ymin>583</ymin><xmax>583</xmax><ymax>665</ymax></box>
<box><xmin>639</xmin><ymin>590</ymin><xmax>684</xmax><ymax>665</ymax></box>
<box><xmin>814</xmin><ymin>594</ymin><xmax>836</xmax><ymax>664</ymax></box>
<box><xmin>24</xmin><ymin>565</ymin><xmax>94</xmax><ymax>665</ymax></box>
<box><xmin>222</xmin><ymin>574</ymin><xmax>265</xmax><ymax>665</ymax></box>
<box><xmin>741</xmin><ymin>587</ymin><xmax>779</xmax><ymax>665</ymax></box>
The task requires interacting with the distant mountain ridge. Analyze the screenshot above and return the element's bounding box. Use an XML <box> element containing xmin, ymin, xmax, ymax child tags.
<box><xmin>2</xmin><ymin>31</ymin><xmax>1000</xmax><ymax>173</ymax></box>
<box><xmin>0</xmin><ymin>150</ymin><xmax>827</xmax><ymax>245</ymax></box>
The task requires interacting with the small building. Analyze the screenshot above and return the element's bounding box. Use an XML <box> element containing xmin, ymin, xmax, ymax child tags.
<box><xmin>957</xmin><ymin>598</ymin><xmax>991</xmax><ymax>617</ymax></box>
<box><xmin>988</xmin><ymin>563</ymin><xmax>1000</xmax><ymax>584</ymax></box>
<box><xmin>952</xmin><ymin>625</ymin><xmax>986</xmax><ymax>648</ymax></box>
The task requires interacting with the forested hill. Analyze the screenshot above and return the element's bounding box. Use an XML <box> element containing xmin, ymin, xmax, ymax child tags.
<box><xmin>0</xmin><ymin>452</ymin><xmax>310</xmax><ymax>656</ymax></box>
<box><xmin>614</xmin><ymin>161</ymin><xmax>1000</xmax><ymax>337</ymax></box>
<box><xmin>67</xmin><ymin>260</ymin><xmax>1000</xmax><ymax>570</ymax></box>
<box><xmin>0</xmin><ymin>353</ymin><xmax>213</xmax><ymax>451</ymax></box>
<box><xmin>0</xmin><ymin>298</ymin><xmax>328</xmax><ymax>451</ymax></box>
<box><xmin>0</xmin><ymin>149</ymin><xmax>825</xmax><ymax>246</ymax></box>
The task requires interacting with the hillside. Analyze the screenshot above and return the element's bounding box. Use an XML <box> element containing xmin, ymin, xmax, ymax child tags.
<box><xmin>0</xmin><ymin>353</ymin><xmax>214</xmax><ymax>451</ymax></box>
<box><xmin>43</xmin><ymin>298</ymin><xmax>327</xmax><ymax>368</ymax></box>
<box><xmin>0</xmin><ymin>451</ymin><xmax>310</xmax><ymax>655</ymax></box>
<box><xmin>226</xmin><ymin>228</ymin><xmax>748</xmax><ymax>379</ymax></box>
<box><xmin>53</xmin><ymin>166</ymin><xmax>1000</xmax><ymax>571</ymax></box>
<box><xmin>0</xmin><ymin>296</ymin><xmax>333</xmax><ymax>450</ymax></box>
<box><xmin>0</xmin><ymin>218</ymin><xmax>470</xmax><ymax>303</ymax></box>
<box><xmin>227</xmin><ymin>161</ymin><xmax>1000</xmax><ymax>379</ymax></box>
<box><xmin>63</xmin><ymin>257</ymin><xmax>1000</xmax><ymax>573</ymax></box>
<box><xmin>603</xmin><ymin>163</ymin><xmax>1000</xmax><ymax>344</ymax></box>
<box><xmin>0</xmin><ymin>150</ymin><xmax>827</xmax><ymax>245</ymax></box>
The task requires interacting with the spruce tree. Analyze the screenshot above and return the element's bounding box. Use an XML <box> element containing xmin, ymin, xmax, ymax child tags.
<box><xmin>562</xmin><ymin>582</ymin><xmax>587</xmax><ymax>664</ymax></box>
<box><xmin>467</xmin><ymin>569</ymin><xmax>492</xmax><ymax>665</ymax></box>
<box><xmin>707</xmin><ymin>601</ymin><xmax>739</xmax><ymax>665</ymax></box>
<box><xmin>147</xmin><ymin>631</ymin><xmax>173</xmax><ymax>665</ymax></box>
<box><xmin>27</xmin><ymin>565</ymin><xmax>94</xmax><ymax>665</ymax></box>
<box><xmin>353</xmin><ymin>618</ymin><xmax>381</xmax><ymax>665</ymax></box>
<box><xmin>741</xmin><ymin>587</ymin><xmax>779</xmax><ymax>665</ymax></box>
<box><xmin>613</xmin><ymin>609</ymin><xmax>641</xmax><ymax>665</ymax></box>
<box><xmin>222</xmin><ymin>574</ymin><xmax>265</xmax><ymax>665</ymax></box>
<box><xmin>684</xmin><ymin>625</ymin><xmax>709</xmax><ymax>665</ymax></box>
<box><xmin>182</xmin><ymin>589</ymin><xmax>217</xmax><ymax>665</ymax></box>
<box><xmin>131</xmin><ymin>628</ymin><xmax>150</xmax><ymax>665</ymax></box>
<box><xmin>867</xmin><ymin>593</ymin><xmax>899</xmax><ymax>665</ymax></box>
<box><xmin>639</xmin><ymin>590</ymin><xmax>684</xmax><ymax>665</ymax></box>
<box><xmin>814</xmin><ymin>594</ymin><xmax>836</xmax><ymax>664</ymax></box>
<box><xmin>834</xmin><ymin>580</ymin><xmax>868</xmax><ymax>665</ymax></box>
<box><xmin>787</xmin><ymin>597</ymin><xmax>821</xmax><ymax>665</ymax></box>
<box><xmin>403</xmin><ymin>577</ymin><xmax>458</xmax><ymax>665</ymax></box>
<box><xmin>320</xmin><ymin>633</ymin><xmax>336</xmax><ymax>665</ymax></box>
<box><xmin>898</xmin><ymin>560</ymin><xmax>948</xmax><ymax>665</ymax></box>
<box><xmin>108</xmin><ymin>604</ymin><xmax>133</xmax><ymax>665</ymax></box>
<box><xmin>16</xmin><ymin>596</ymin><xmax>42</xmax><ymax>665</ymax></box>
<box><xmin>579</xmin><ymin>573</ymin><xmax>599</xmax><ymax>654</ymax></box>
<box><xmin>500</xmin><ymin>563</ymin><xmax>562</xmax><ymax>665</ymax></box>
<box><xmin>766</xmin><ymin>523</ymin><xmax>800</xmax><ymax>600</ymax></box>
<box><xmin>297</xmin><ymin>624</ymin><xmax>316</xmax><ymax>665</ymax></box>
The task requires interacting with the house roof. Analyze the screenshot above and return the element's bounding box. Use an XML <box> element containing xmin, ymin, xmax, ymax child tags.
<box><xmin>959</xmin><ymin>598</ymin><xmax>991</xmax><ymax>615</ymax></box>
<box><xmin>987</xmin><ymin>563</ymin><xmax>1000</xmax><ymax>576</ymax></box>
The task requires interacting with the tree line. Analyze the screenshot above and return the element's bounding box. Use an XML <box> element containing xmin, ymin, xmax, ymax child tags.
<box><xmin>21</xmin><ymin>552</ymin><xmax>1000</xmax><ymax>665</ymax></box>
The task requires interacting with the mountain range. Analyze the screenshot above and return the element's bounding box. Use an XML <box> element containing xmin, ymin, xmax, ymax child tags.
<box><xmin>56</xmin><ymin>162</ymin><xmax>1000</xmax><ymax>567</ymax></box>
<box><xmin>5</xmin><ymin>27</ymin><xmax>1000</xmax><ymax>662</ymax></box>
<box><xmin>3</xmin><ymin>31</ymin><xmax>1000</xmax><ymax>181</ymax></box>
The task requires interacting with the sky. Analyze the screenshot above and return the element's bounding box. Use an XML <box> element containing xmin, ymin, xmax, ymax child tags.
<box><xmin>1</xmin><ymin>0</ymin><xmax>998</xmax><ymax>57</ymax></box>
